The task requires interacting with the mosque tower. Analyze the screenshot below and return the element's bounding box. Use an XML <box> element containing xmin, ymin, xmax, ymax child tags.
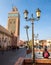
<box><xmin>7</xmin><ymin>7</ymin><xmax>20</xmax><ymax>46</ymax></box>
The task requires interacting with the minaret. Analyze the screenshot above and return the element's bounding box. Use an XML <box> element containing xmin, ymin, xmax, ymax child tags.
<box><xmin>7</xmin><ymin>7</ymin><xmax>20</xmax><ymax>46</ymax></box>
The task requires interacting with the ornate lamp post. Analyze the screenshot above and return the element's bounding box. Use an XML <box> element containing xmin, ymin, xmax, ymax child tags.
<box><xmin>24</xmin><ymin>25</ymin><xmax>29</xmax><ymax>48</ymax></box>
<box><xmin>23</xmin><ymin>8</ymin><xmax>41</xmax><ymax>65</ymax></box>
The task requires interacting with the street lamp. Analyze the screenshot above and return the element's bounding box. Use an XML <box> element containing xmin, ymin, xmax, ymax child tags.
<box><xmin>24</xmin><ymin>25</ymin><xmax>29</xmax><ymax>48</ymax></box>
<box><xmin>23</xmin><ymin>8</ymin><xmax>41</xmax><ymax>65</ymax></box>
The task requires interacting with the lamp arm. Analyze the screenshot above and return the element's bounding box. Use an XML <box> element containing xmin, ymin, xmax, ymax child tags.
<box><xmin>25</xmin><ymin>16</ymin><xmax>40</xmax><ymax>22</ymax></box>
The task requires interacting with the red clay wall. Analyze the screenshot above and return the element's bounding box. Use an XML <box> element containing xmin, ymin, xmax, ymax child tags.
<box><xmin>14</xmin><ymin>57</ymin><xmax>51</xmax><ymax>65</ymax></box>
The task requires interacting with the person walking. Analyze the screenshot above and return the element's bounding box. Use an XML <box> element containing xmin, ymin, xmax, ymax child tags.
<box><xmin>42</xmin><ymin>47</ymin><xmax>50</xmax><ymax>58</ymax></box>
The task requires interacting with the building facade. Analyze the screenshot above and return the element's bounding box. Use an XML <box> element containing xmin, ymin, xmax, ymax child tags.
<box><xmin>0</xmin><ymin>25</ymin><xmax>12</xmax><ymax>49</ymax></box>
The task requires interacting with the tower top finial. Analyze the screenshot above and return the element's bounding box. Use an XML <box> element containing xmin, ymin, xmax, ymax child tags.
<box><xmin>12</xmin><ymin>7</ymin><xmax>18</xmax><ymax>12</ymax></box>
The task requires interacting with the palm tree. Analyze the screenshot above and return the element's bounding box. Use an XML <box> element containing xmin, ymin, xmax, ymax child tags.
<box><xmin>24</xmin><ymin>25</ymin><xmax>29</xmax><ymax>48</ymax></box>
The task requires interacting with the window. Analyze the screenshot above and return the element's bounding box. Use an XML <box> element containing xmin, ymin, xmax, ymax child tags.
<box><xmin>14</xmin><ymin>31</ymin><xmax>15</xmax><ymax>33</ymax></box>
<box><xmin>2</xmin><ymin>37</ymin><xmax>4</xmax><ymax>41</ymax></box>
<box><xmin>14</xmin><ymin>21</ymin><xmax>15</xmax><ymax>24</ymax></box>
<box><xmin>10</xmin><ymin>22</ymin><xmax>12</xmax><ymax>24</ymax></box>
<box><xmin>0</xmin><ymin>38</ymin><xmax>1</xmax><ymax>43</ymax></box>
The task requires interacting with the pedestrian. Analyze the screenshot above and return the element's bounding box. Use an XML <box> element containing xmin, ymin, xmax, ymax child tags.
<box><xmin>42</xmin><ymin>48</ymin><xmax>50</xmax><ymax>58</ymax></box>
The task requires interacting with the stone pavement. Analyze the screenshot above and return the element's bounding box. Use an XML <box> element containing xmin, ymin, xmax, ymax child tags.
<box><xmin>0</xmin><ymin>48</ymin><xmax>26</xmax><ymax>65</ymax></box>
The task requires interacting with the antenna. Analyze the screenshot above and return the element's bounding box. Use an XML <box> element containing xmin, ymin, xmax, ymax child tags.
<box><xmin>12</xmin><ymin>0</ymin><xmax>14</xmax><ymax>9</ymax></box>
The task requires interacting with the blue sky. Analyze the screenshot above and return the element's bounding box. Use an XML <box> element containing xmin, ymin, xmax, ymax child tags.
<box><xmin>0</xmin><ymin>0</ymin><xmax>51</xmax><ymax>41</ymax></box>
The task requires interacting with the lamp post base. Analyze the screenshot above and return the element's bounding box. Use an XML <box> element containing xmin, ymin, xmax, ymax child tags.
<box><xmin>32</xmin><ymin>63</ymin><xmax>35</xmax><ymax>65</ymax></box>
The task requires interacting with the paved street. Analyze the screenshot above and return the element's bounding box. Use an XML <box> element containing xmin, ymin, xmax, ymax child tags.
<box><xmin>0</xmin><ymin>48</ymin><xmax>26</xmax><ymax>65</ymax></box>
<box><xmin>0</xmin><ymin>48</ymin><xmax>51</xmax><ymax>65</ymax></box>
